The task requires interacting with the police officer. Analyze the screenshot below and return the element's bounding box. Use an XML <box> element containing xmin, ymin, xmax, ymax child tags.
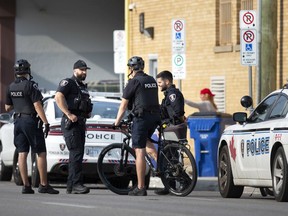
<box><xmin>55</xmin><ymin>60</ymin><xmax>93</xmax><ymax>194</ymax></box>
<box><xmin>155</xmin><ymin>70</ymin><xmax>187</xmax><ymax>195</ymax></box>
<box><xmin>5</xmin><ymin>59</ymin><xmax>59</xmax><ymax>194</ymax></box>
<box><xmin>114</xmin><ymin>56</ymin><xmax>160</xmax><ymax>196</ymax></box>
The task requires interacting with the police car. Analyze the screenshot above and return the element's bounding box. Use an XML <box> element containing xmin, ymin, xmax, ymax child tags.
<box><xmin>218</xmin><ymin>86</ymin><xmax>288</xmax><ymax>202</ymax></box>
<box><xmin>0</xmin><ymin>92</ymin><xmax>125</xmax><ymax>186</ymax></box>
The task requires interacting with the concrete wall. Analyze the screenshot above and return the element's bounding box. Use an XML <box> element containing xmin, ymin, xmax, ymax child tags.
<box><xmin>16</xmin><ymin>0</ymin><xmax>124</xmax><ymax>91</ymax></box>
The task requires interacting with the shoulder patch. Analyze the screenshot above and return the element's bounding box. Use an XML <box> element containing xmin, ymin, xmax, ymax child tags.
<box><xmin>33</xmin><ymin>83</ymin><xmax>38</xmax><ymax>90</ymax></box>
<box><xmin>169</xmin><ymin>94</ymin><xmax>176</xmax><ymax>102</ymax></box>
<box><xmin>60</xmin><ymin>79</ymin><xmax>69</xmax><ymax>87</ymax></box>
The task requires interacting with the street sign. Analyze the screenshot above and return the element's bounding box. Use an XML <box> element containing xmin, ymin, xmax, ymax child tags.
<box><xmin>241</xmin><ymin>29</ymin><xmax>257</xmax><ymax>66</ymax></box>
<box><xmin>113</xmin><ymin>30</ymin><xmax>125</xmax><ymax>52</ymax></box>
<box><xmin>113</xmin><ymin>30</ymin><xmax>126</xmax><ymax>74</ymax></box>
<box><xmin>172</xmin><ymin>19</ymin><xmax>185</xmax><ymax>53</ymax></box>
<box><xmin>240</xmin><ymin>10</ymin><xmax>257</xmax><ymax>29</ymax></box>
<box><xmin>172</xmin><ymin>19</ymin><xmax>186</xmax><ymax>80</ymax></box>
<box><xmin>114</xmin><ymin>51</ymin><xmax>126</xmax><ymax>74</ymax></box>
<box><xmin>172</xmin><ymin>54</ymin><xmax>186</xmax><ymax>79</ymax></box>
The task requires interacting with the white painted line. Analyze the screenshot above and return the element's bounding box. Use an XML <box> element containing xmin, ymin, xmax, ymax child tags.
<box><xmin>42</xmin><ymin>202</ymin><xmax>96</xmax><ymax>209</ymax></box>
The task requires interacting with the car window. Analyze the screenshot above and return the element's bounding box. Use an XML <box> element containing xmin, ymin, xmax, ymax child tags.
<box><xmin>249</xmin><ymin>94</ymin><xmax>278</xmax><ymax>123</ymax></box>
<box><xmin>52</xmin><ymin>100</ymin><xmax>121</xmax><ymax>119</ymax></box>
<box><xmin>91</xmin><ymin>101</ymin><xmax>120</xmax><ymax>119</ymax></box>
<box><xmin>268</xmin><ymin>94</ymin><xmax>288</xmax><ymax>119</ymax></box>
<box><xmin>54</xmin><ymin>102</ymin><xmax>63</xmax><ymax>118</ymax></box>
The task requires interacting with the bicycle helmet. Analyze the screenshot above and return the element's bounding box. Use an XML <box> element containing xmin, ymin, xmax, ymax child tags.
<box><xmin>127</xmin><ymin>56</ymin><xmax>144</xmax><ymax>71</ymax></box>
<box><xmin>14</xmin><ymin>59</ymin><xmax>31</xmax><ymax>75</ymax></box>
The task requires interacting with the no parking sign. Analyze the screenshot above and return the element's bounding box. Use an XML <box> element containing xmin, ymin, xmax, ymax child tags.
<box><xmin>239</xmin><ymin>10</ymin><xmax>257</xmax><ymax>66</ymax></box>
<box><xmin>172</xmin><ymin>19</ymin><xmax>186</xmax><ymax>79</ymax></box>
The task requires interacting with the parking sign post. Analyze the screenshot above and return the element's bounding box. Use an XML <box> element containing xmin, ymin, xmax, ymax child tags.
<box><xmin>240</xmin><ymin>10</ymin><xmax>257</xmax><ymax>103</ymax></box>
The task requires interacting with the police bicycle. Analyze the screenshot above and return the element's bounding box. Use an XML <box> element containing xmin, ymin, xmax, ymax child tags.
<box><xmin>97</xmin><ymin>118</ymin><xmax>197</xmax><ymax>196</ymax></box>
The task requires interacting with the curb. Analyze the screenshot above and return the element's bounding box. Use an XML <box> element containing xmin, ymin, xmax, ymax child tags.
<box><xmin>149</xmin><ymin>177</ymin><xmax>218</xmax><ymax>191</ymax></box>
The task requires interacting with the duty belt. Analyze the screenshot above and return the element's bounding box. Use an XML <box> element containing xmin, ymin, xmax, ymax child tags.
<box><xmin>14</xmin><ymin>113</ymin><xmax>37</xmax><ymax>118</ymax></box>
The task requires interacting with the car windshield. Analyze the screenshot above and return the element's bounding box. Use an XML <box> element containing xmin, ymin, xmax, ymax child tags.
<box><xmin>54</xmin><ymin>100</ymin><xmax>120</xmax><ymax>119</ymax></box>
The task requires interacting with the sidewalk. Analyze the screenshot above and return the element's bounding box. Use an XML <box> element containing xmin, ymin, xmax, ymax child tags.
<box><xmin>149</xmin><ymin>176</ymin><xmax>218</xmax><ymax>191</ymax></box>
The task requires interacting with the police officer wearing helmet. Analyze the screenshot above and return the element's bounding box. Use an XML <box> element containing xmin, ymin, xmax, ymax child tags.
<box><xmin>114</xmin><ymin>56</ymin><xmax>160</xmax><ymax>196</ymax></box>
<box><xmin>155</xmin><ymin>70</ymin><xmax>187</xmax><ymax>195</ymax></box>
<box><xmin>5</xmin><ymin>59</ymin><xmax>59</xmax><ymax>194</ymax></box>
<box><xmin>55</xmin><ymin>60</ymin><xmax>93</xmax><ymax>194</ymax></box>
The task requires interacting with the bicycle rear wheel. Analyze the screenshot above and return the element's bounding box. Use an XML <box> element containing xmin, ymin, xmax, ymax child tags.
<box><xmin>158</xmin><ymin>142</ymin><xmax>197</xmax><ymax>196</ymax></box>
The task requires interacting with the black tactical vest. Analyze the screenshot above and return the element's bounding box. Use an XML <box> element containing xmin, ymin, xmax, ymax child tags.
<box><xmin>132</xmin><ymin>75</ymin><xmax>159</xmax><ymax>115</ymax></box>
<box><xmin>9</xmin><ymin>79</ymin><xmax>36</xmax><ymax>114</ymax></box>
<box><xmin>68</xmin><ymin>78</ymin><xmax>92</xmax><ymax>117</ymax></box>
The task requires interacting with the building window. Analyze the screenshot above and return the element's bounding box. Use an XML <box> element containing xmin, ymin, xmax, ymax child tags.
<box><xmin>241</xmin><ymin>0</ymin><xmax>253</xmax><ymax>9</ymax></box>
<box><xmin>148</xmin><ymin>54</ymin><xmax>158</xmax><ymax>79</ymax></box>
<box><xmin>220</xmin><ymin>0</ymin><xmax>232</xmax><ymax>46</ymax></box>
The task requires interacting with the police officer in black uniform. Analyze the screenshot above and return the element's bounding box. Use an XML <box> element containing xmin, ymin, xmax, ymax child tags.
<box><xmin>5</xmin><ymin>59</ymin><xmax>59</xmax><ymax>194</ymax></box>
<box><xmin>155</xmin><ymin>70</ymin><xmax>187</xmax><ymax>195</ymax></box>
<box><xmin>55</xmin><ymin>60</ymin><xmax>93</xmax><ymax>194</ymax></box>
<box><xmin>114</xmin><ymin>56</ymin><xmax>160</xmax><ymax>196</ymax></box>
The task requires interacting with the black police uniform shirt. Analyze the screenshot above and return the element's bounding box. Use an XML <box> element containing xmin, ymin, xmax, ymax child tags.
<box><xmin>162</xmin><ymin>84</ymin><xmax>185</xmax><ymax>120</ymax></box>
<box><xmin>6</xmin><ymin>77</ymin><xmax>43</xmax><ymax>114</ymax></box>
<box><xmin>122</xmin><ymin>71</ymin><xmax>158</xmax><ymax>112</ymax></box>
<box><xmin>56</xmin><ymin>76</ymin><xmax>90</xmax><ymax>116</ymax></box>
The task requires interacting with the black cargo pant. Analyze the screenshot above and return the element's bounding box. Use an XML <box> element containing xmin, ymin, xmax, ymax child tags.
<box><xmin>61</xmin><ymin>116</ymin><xmax>86</xmax><ymax>188</ymax></box>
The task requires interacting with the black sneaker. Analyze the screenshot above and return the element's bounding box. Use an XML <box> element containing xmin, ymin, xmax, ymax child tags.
<box><xmin>66</xmin><ymin>187</ymin><xmax>72</xmax><ymax>194</ymax></box>
<box><xmin>22</xmin><ymin>185</ymin><xmax>35</xmax><ymax>194</ymax></box>
<box><xmin>154</xmin><ymin>188</ymin><xmax>169</xmax><ymax>195</ymax></box>
<box><xmin>38</xmin><ymin>184</ymin><xmax>59</xmax><ymax>194</ymax></box>
<box><xmin>71</xmin><ymin>185</ymin><xmax>90</xmax><ymax>194</ymax></box>
<box><xmin>128</xmin><ymin>187</ymin><xmax>147</xmax><ymax>196</ymax></box>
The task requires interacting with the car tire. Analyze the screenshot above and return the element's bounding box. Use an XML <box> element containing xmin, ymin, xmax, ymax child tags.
<box><xmin>31</xmin><ymin>153</ymin><xmax>40</xmax><ymax>188</ymax></box>
<box><xmin>0</xmin><ymin>159</ymin><xmax>12</xmax><ymax>181</ymax></box>
<box><xmin>272</xmin><ymin>147</ymin><xmax>288</xmax><ymax>202</ymax></box>
<box><xmin>218</xmin><ymin>145</ymin><xmax>244</xmax><ymax>198</ymax></box>
<box><xmin>13</xmin><ymin>151</ymin><xmax>23</xmax><ymax>186</ymax></box>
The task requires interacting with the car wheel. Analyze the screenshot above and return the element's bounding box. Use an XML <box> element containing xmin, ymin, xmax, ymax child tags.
<box><xmin>13</xmin><ymin>151</ymin><xmax>23</xmax><ymax>186</ymax></box>
<box><xmin>272</xmin><ymin>147</ymin><xmax>288</xmax><ymax>202</ymax></box>
<box><xmin>0</xmin><ymin>159</ymin><xmax>12</xmax><ymax>181</ymax></box>
<box><xmin>218</xmin><ymin>145</ymin><xmax>244</xmax><ymax>198</ymax></box>
<box><xmin>31</xmin><ymin>153</ymin><xmax>40</xmax><ymax>188</ymax></box>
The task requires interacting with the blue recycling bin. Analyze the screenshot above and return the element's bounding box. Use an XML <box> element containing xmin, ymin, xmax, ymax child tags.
<box><xmin>187</xmin><ymin>112</ymin><xmax>233</xmax><ymax>177</ymax></box>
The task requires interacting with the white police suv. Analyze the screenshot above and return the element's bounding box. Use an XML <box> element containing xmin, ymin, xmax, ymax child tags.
<box><xmin>218</xmin><ymin>86</ymin><xmax>288</xmax><ymax>202</ymax></box>
<box><xmin>0</xmin><ymin>93</ymin><xmax>125</xmax><ymax>187</ymax></box>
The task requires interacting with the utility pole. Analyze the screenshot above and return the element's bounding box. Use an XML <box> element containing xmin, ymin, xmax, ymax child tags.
<box><xmin>260</xmin><ymin>0</ymin><xmax>277</xmax><ymax>99</ymax></box>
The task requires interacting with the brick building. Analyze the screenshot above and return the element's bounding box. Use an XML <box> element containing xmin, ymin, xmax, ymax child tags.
<box><xmin>126</xmin><ymin>0</ymin><xmax>288</xmax><ymax>115</ymax></box>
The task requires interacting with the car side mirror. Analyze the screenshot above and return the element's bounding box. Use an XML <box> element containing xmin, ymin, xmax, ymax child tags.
<box><xmin>240</xmin><ymin>95</ymin><xmax>253</xmax><ymax>108</ymax></box>
<box><xmin>233</xmin><ymin>112</ymin><xmax>247</xmax><ymax>124</ymax></box>
<box><xmin>0</xmin><ymin>113</ymin><xmax>13</xmax><ymax>124</ymax></box>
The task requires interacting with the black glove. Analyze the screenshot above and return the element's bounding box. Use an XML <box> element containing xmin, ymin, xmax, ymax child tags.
<box><xmin>44</xmin><ymin>123</ymin><xmax>50</xmax><ymax>138</ymax></box>
<box><xmin>112</xmin><ymin>123</ymin><xmax>116</xmax><ymax>130</ymax></box>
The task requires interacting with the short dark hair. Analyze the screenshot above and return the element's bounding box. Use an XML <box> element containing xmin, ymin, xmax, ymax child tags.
<box><xmin>156</xmin><ymin>70</ymin><xmax>173</xmax><ymax>83</ymax></box>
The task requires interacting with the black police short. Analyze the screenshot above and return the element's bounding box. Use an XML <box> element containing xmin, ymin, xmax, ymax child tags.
<box><xmin>14</xmin><ymin>117</ymin><xmax>46</xmax><ymax>153</ymax></box>
<box><xmin>131</xmin><ymin>113</ymin><xmax>160</xmax><ymax>149</ymax></box>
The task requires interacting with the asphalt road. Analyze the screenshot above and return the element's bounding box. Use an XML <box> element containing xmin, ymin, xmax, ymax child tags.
<box><xmin>0</xmin><ymin>181</ymin><xmax>287</xmax><ymax>216</ymax></box>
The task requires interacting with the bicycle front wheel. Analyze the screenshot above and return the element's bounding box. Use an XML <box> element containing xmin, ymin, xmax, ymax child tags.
<box><xmin>159</xmin><ymin>142</ymin><xmax>197</xmax><ymax>196</ymax></box>
<box><xmin>97</xmin><ymin>143</ymin><xmax>137</xmax><ymax>195</ymax></box>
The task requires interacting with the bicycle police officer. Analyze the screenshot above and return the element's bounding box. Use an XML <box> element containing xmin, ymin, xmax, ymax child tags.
<box><xmin>5</xmin><ymin>59</ymin><xmax>59</xmax><ymax>194</ymax></box>
<box><xmin>114</xmin><ymin>56</ymin><xmax>160</xmax><ymax>196</ymax></box>
<box><xmin>55</xmin><ymin>60</ymin><xmax>93</xmax><ymax>194</ymax></box>
<box><xmin>155</xmin><ymin>70</ymin><xmax>187</xmax><ymax>195</ymax></box>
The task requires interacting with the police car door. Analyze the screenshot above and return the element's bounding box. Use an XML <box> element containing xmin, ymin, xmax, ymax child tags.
<box><xmin>256</xmin><ymin>93</ymin><xmax>288</xmax><ymax>179</ymax></box>
<box><xmin>235</xmin><ymin>94</ymin><xmax>279</xmax><ymax>180</ymax></box>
